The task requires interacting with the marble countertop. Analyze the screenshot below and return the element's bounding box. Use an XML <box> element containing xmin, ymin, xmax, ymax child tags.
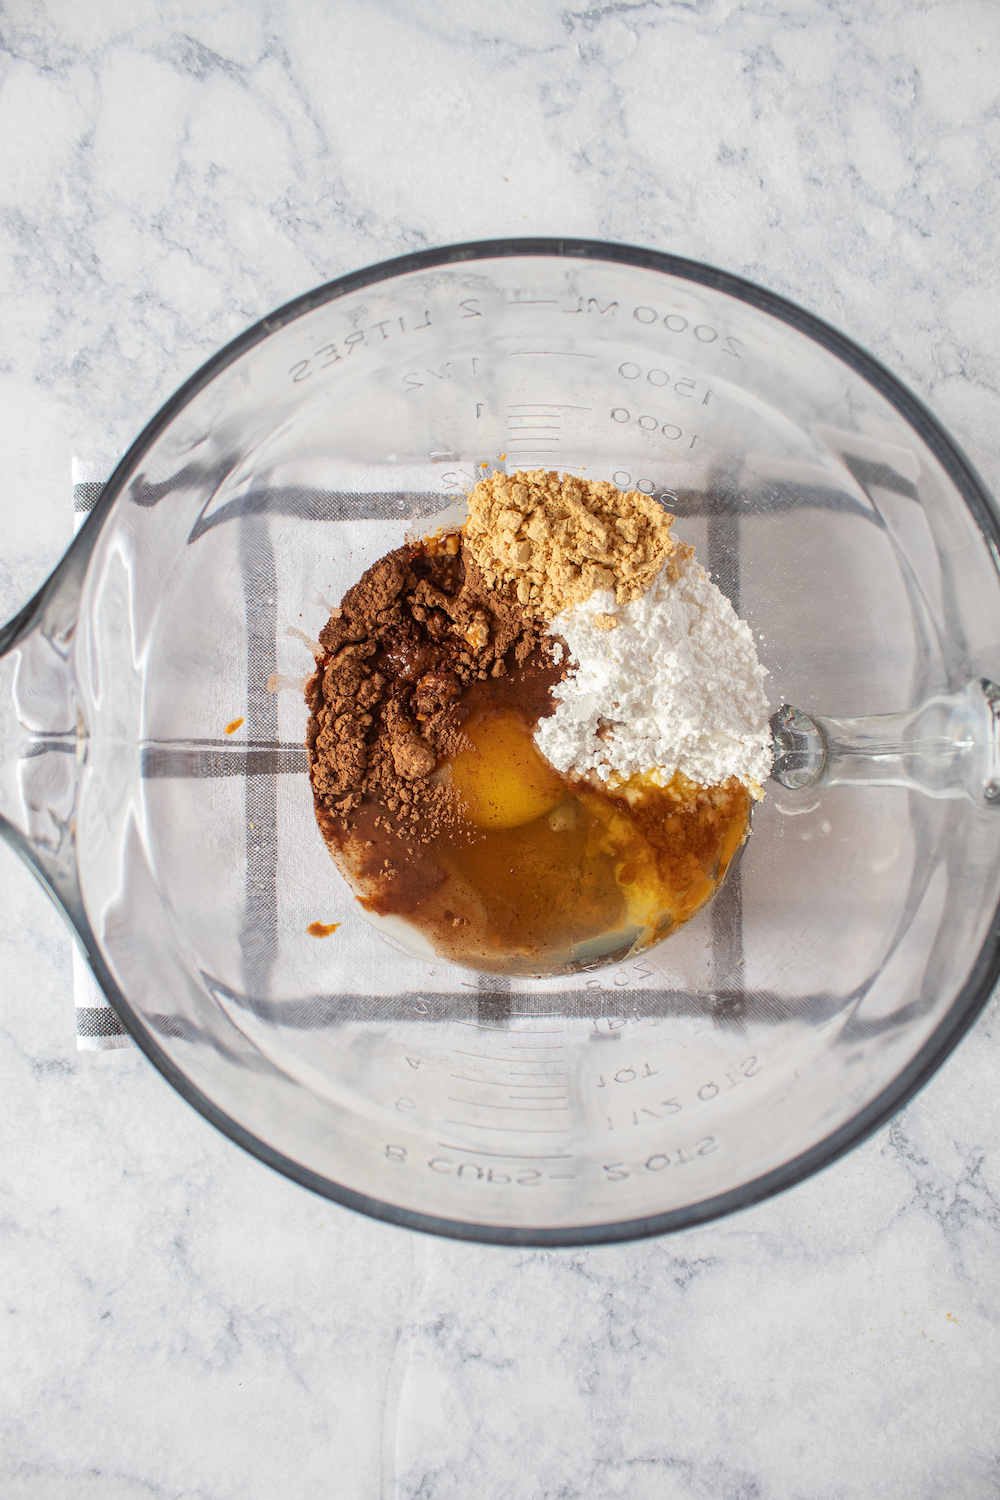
<box><xmin>2</xmin><ymin>3</ymin><xmax>999</xmax><ymax>1495</ymax></box>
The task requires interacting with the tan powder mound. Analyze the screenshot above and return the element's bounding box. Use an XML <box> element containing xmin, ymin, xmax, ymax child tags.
<box><xmin>463</xmin><ymin>469</ymin><xmax>685</xmax><ymax>617</ymax></box>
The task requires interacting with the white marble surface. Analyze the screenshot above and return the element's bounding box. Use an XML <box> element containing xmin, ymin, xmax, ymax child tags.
<box><xmin>2</xmin><ymin>1</ymin><xmax>1000</xmax><ymax>1494</ymax></box>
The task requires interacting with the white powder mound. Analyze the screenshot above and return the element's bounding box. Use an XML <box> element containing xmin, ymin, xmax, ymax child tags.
<box><xmin>535</xmin><ymin>556</ymin><xmax>772</xmax><ymax>790</ymax></box>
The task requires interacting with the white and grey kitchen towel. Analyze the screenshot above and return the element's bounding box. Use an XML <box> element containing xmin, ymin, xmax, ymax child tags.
<box><xmin>66</xmin><ymin>458</ymin><xmax>754</xmax><ymax>1051</ymax></box>
<box><xmin>72</xmin><ymin>458</ymin><xmax>133</xmax><ymax>1050</ymax></box>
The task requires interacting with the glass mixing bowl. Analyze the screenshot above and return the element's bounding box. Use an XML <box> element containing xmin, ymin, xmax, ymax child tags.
<box><xmin>3</xmin><ymin>239</ymin><xmax>1000</xmax><ymax>1246</ymax></box>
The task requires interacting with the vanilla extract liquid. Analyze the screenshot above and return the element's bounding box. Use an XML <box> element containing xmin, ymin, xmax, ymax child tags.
<box><xmin>335</xmin><ymin>679</ymin><xmax>751</xmax><ymax>977</ymax></box>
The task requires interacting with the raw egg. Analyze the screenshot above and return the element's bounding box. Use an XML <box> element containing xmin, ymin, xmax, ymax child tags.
<box><xmin>448</xmin><ymin>709</ymin><xmax>565</xmax><ymax>830</ymax></box>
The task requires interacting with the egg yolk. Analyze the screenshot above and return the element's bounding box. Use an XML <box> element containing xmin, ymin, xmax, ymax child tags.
<box><xmin>448</xmin><ymin>709</ymin><xmax>565</xmax><ymax>830</ymax></box>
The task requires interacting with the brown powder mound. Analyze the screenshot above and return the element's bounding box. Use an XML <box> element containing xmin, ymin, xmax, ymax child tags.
<box><xmin>463</xmin><ymin>468</ymin><xmax>685</xmax><ymax>616</ymax></box>
<box><xmin>305</xmin><ymin>535</ymin><xmax>560</xmax><ymax>842</ymax></box>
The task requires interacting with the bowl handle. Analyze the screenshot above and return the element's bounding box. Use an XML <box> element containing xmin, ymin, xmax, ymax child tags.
<box><xmin>0</xmin><ymin>538</ymin><xmax>90</xmax><ymax>912</ymax></box>
<box><xmin>770</xmin><ymin>680</ymin><xmax>1000</xmax><ymax>806</ymax></box>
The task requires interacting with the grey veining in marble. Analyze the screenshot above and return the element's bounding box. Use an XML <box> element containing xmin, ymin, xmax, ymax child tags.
<box><xmin>1</xmin><ymin>2</ymin><xmax>999</xmax><ymax>1496</ymax></box>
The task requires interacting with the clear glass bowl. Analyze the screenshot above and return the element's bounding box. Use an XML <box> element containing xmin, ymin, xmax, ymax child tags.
<box><xmin>3</xmin><ymin>239</ymin><xmax>1000</xmax><ymax>1245</ymax></box>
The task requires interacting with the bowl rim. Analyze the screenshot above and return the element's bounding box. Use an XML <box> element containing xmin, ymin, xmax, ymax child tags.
<box><xmin>57</xmin><ymin>237</ymin><xmax>1000</xmax><ymax>1245</ymax></box>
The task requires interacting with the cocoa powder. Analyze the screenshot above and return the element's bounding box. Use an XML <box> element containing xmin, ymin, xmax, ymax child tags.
<box><xmin>305</xmin><ymin>536</ymin><xmax>560</xmax><ymax>843</ymax></box>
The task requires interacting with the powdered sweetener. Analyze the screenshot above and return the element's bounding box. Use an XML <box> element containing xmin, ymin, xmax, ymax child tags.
<box><xmin>535</xmin><ymin>555</ymin><xmax>773</xmax><ymax>791</ymax></box>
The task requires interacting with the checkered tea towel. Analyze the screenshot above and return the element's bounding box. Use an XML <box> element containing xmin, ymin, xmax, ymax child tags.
<box><xmin>71</xmin><ymin>458</ymin><xmax>133</xmax><ymax>1050</ymax></box>
<box><xmin>63</xmin><ymin>458</ymin><xmax>751</xmax><ymax>1050</ymax></box>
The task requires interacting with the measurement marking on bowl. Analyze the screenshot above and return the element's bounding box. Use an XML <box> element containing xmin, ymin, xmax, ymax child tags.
<box><xmin>447</xmin><ymin>1098</ymin><xmax>569</xmax><ymax>1112</ymax></box>
<box><xmin>508</xmin><ymin>351</ymin><xmax>597</xmax><ymax>358</ymax></box>
<box><xmin>444</xmin><ymin>1120</ymin><xmax>571</xmax><ymax>1133</ymax></box>
<box><xmin>449</xmin><ymin>1050</ymin><xmax>566</xmax><ymax>1062</ymax></box>
<box><xmin>488</xmin><ymin>1022</ymin><xmax>559</xmax><ymax>1032</ymax></box>
<box><xmin>449</xmin><ymin>1075</ymin><xmax>567</xmax><ymax>1095</ymax></box>
<box><xmin>504</xmin><ymin>1071</ymin><xmax>568</xmax><ymax>1078</ymax></box>
<box><xmin>450</xmin><ymin>1086</ymin><xmax>569</xmax><ymax>1100</ymax></box>
<box><xmin>453</xmin><ymin>1049</ymin><xmax>566</xmax><ymax>1062</ymax></box>
<box><xmin>453</xmin><ymin>1071</ymin><xmax>567</xmax><ymax>1082</ymax></box>
<box><xmin>453</xmin><ymin>1052</ymin><xmax>565</xmax><ymax>1063</ymax></box>
<box><xmin>489</xmin><ymin>1071</ymin><xmax>569</xmax><ymax>1079</ymax></box>
<box><xmin>504</xmin><ymin>401</ymin><xmax>594</xmax><ymax>467</ymax></box>
<box><xmin>508</xmin><ymin>1026</ymin><xmax>564</xmax><ymax>1033</ymax></box>
<box><xmin>449</xmin><ymin>1074</ymin><xmax>566</xmax><ymax>1086</ymax></box>
<box><xmin>505</xmin><ymin>1028</ymin><xmax>563</xmax><ymax>1035</ymax></box>
<box><xmin>450</xmin><ymin>1073</ymin><xmax>513</xmax><ymax>1085</ymax></box>
<box><xmin>440</xmin><ymin>1146</ymin><xmax>575</xmax><ymax>1161</ymax></box>
<box><xmin>510</xmin><ymin>1096</ymin><xmax>569</xmax><ymax>1103</ymax></box>
<box><xmin>455</xmin><ymin>1020</ymin><xmax>517</xmax><ymax>1032</ymax></box>
<box><xmin>448</xmin><ymin>1073</ymin><xmax>561</xmax><ymax>1086</ymax></box>
<box><xmin>452</xmin><ymin>1074</ymin><xmax>566</xmax><ymax>1086</ymax></box>
<box><xmin>447</xmin><ymin>1092</ymin><xmax>568</xmax><ymax>1105</ymax></box>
